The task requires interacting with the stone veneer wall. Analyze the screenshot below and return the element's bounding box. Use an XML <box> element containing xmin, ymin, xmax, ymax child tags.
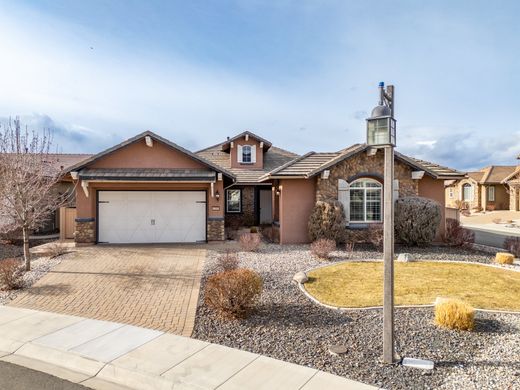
<box><xmin>225</xmin><ymin>186</ymin><xmax>256</xmax><ymax>228</ymax></box>
<box><xmin>74</xmin><ymin>219</ymin><xmax>96</xmax><ymax>244</ymax></box>
<box><xmin>316</xmin><ymin>149</ymin><xmax>418</xmax><ymax>201</ymax></box>
<box><xmin>207</xmin><ymin>218</ymin><xmax>225</xmax><ymax>241</ymax></box>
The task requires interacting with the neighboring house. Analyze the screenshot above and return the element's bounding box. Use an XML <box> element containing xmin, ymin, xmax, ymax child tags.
<box><xmin>62</xmin><ymin>130</ymin><xmax>463</xmax><ymax>245</ymax></box>
<box><xmin>445</xmin><ymin>166</ymin><xmax>517</xmax><ymax>211</ymax></box>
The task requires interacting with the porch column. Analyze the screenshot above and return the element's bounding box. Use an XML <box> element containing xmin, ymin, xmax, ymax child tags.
<box><xmin>481</xmin><ymin>185</ymin><xmax>487</xmax><ymax>211</ymax></box>
<box><xmin>511</xmin><ymin>186</ymin><xmax>519</xmax><ymax>211</ymax></box>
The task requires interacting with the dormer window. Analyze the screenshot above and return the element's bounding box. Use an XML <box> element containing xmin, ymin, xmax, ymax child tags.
<box><xmin>242</xmin><ymin>145</ymin><xmax>252</xmax><ymax>163</ymax></box>
<box><xmin>237</xmin><ymin>144</ymin><xmax>256</xmax><ymax>164</ymax></box>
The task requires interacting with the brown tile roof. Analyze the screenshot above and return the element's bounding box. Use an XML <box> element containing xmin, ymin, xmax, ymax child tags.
<box><xmin>480</xmin><ymin>165</ymin><xmax>517</xmax><ymax>183</ymax></box>
<box><xmin>467</xmin><ymin>171</ymin><xmax>485</xmax><ymax>182</ymax></box>
<box><xmin>78</xmin><ymin>168</ymin><xmax>216</xmax><ymax>181</ymax></box>
<box><xmin>43</xmin><ymin>153</ymin><xmax>93</xmax><ymax>172</ymax></box>
<box><xmin>197</xmin><ymin>144</ymin><xmax>298</xmax><ymax>183</ymax></box>
<box><xmin>262</xmin><ymin>144</ymin><xmax>464</xmax><ymax>180</ymax></box>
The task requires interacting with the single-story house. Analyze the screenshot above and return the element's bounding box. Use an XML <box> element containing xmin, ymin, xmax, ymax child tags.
<box><xmin>445</xmin><ymin>165</ymin><xmax>517</xmax><ymax>211</ymax></box>
<box><xmin>61</xmin><ymin>130</ymin><xmax>463</xmax><ymax>244</ymax></box>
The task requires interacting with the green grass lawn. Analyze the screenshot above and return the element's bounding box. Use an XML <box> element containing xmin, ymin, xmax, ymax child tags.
<box><xmin>305</xmin><ymin>261</ymin><xmax>520</xmax><ymax>311</ymax></box>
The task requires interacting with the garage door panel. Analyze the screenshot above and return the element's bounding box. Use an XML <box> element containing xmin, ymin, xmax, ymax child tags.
<box><xmin>98</xmin><ymin>191</ymin><xmax>206</xmax><ymax>244</ymax></box>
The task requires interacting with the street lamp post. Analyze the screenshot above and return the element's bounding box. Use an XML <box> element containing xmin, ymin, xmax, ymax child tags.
<box><xmin>366</xmin><ymin>82</ymin><xmax>397</xmax><ymax>364</ymax></box>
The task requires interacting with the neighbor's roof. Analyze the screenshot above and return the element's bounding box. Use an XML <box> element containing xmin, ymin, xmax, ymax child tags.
<box><xmin>260</xmin><ymin>144</ymin><xmax>465</xmax><ymax>180</ymax></box>
<box><xmin>197</xmin><ymin>143</ymin><xmax>298</xmax><ymax>184</ymax></box>
<box><xmin>65</xmin><ymin>131</ymin><xmax>235</xmax><ymax>180</ymax></box>
<box><xmin>78</xmin><ymin>168</ymin><xmax>216</xmax><ymax>181</ymax></box>
<box><xmin>44</xmin><ymin>153</ymin><xmax>93</xmax><ymax>172</ymax></box>
<box><xmin>467</xmin><ymin>171</ymin><xmax>485</xmax><ymax>182</ymax></box>
<box><xmin>480</xmin><ymin>165</ymin><xmax>517</xmax><ymax>184</ymax></box>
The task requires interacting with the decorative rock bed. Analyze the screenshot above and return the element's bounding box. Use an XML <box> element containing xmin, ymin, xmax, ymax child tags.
<box><xmin>193</xmin><ymin>244</ymin><xmax>520</xmax><ymax>390</ymax></box>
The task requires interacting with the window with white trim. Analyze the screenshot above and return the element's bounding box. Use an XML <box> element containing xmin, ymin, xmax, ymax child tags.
<box><xmin>242</xmin><ymin>145</ymin><xmax>252</xmax><ymax>163</ymax></box>
<box><xmin>349</xmin><ymin>178</ymin><xmax>382</xmax><ymax>222</ymax></box>
<box><xmin>226</xmin><ymin>189</ymin><xmax>241</xmax><ymax>213</ymax></box>
<box><xmin>488</xmin><ymin>186</ymin><xmax>495</xmax><ymax>202</ymax></box>
<box><xmin>462</xmin><ymin>184</ymin><xmax>474</xmax><ymax>201</ymax></box>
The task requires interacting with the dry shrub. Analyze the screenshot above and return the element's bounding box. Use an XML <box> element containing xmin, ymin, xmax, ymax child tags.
<box><xmin>492</xmin><ymin>218</ymin><xmax>502</xmax><ymax>224</ymax></box>
<box><xmin>368</xmin><ymin>224</ymin><xmax>384</xmax><ymax>250</ymax></box>
<box><xmin>495</xmin><ymin>252</ymin><xmax>514</xmax><ymax>265</ymax></box>
<box><xmin>261</xmin><ymin>226</ymin><xmax>279</xmax><ymax>243</ymax></box>
<box><xmin>239</xmin><ymin>233</ymin><xmax>261</xmax><ymax>252</ymax></box>
<box><xmin>444</xmin><ymin>218</ymin><xmax>475</xmax><ymax>247</ymax></box>
<box><xmin>310</xmin><ymin>238</ymin><xmax>336</xmax><ymax>260</ymax></box>
<box><xmin>394</xmin><ymin>197</ymin><xmax>441</xmax><ymax>246</ymax></box>
<box><xmin>217</xmin><ymin>250</ymin><xmax>239</xmax><ymax>271</ymax></box>
<box><xmin>47</xmin><ymin>242</ymin><xmax>68</xmax><ymax>258</ymax></box>
<box><xmin>308</xmin><ymin>200</ymin><xmax>346</xmax><ymax>244</ymax></box>
<box><xmin>0</xmin><ymin>258</ymin><xmax>25</xmax><ymax>290</ymax></box>
<box><xmin>435</xmin><ymin>299</ymin><xmax>475</xmax><ymax>331</ymax></box>
<box><xmin>344</xmin><ymin>242</ymin><xmax>355</xmax><ymax>258</ymax></box>
<box><xmin>204</xmin><ymin>268</ymin><xmax>263</xmax><ymax>319</ymax></box>
<box><xmin>504</xmin><ymin>237</ymin><xmax>520</xmax><ymax>258</ymax></box>
<box><xmin>250</xmin><ymin>226</ymin><xmax>258</xmax><ymax>233</ymax></box>
<box><xmin>454</xmin><ymin>200</ymin><xmax>468</xmax><ymax>211</ymax></box>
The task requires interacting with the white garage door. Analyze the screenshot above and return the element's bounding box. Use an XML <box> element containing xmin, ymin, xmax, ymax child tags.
<box><xmin>98</xmin><ymin>191</ymin><xmax>206</xmax><ymax>244</ymax></box>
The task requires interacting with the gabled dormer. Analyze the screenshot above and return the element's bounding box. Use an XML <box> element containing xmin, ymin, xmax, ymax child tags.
<box><xmin>221</xmin><ymin>131</ymin><xmax>272</xmax><ymax>169</ymax></box>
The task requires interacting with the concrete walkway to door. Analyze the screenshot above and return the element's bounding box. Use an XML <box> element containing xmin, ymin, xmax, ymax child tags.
<box><xmin>9</xmin><ymin>246</ymin><xmax>205</xmax><ymax>336</ymax></box>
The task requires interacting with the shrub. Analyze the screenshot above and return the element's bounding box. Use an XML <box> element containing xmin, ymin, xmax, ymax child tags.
<box><xmin>239</xmin><ymin>233</ymin><xmax>261</xmax><ymax>252</ymax></box>
<box><xmin>204</xmin><ymin>268</ymin><xmax>263</xmax><ymax>319</ymax></box>
<box><xmin>435</xmin><ymin>299</ymin><xmax>475</xmax><ymax>331</ymax></box>
<box><xmin>344</xmin><ymin>242</ymin><xmax>355</xmax><ymax>258</ymax></box>
<box><xmin>454</xmin><ymin>200</ymin><xmax>468</xmax><ymax>211</ymax></box>
<box><xmin>250</xmin><ymin>226</ymin><xmax>258</xmax><ymax>234</ymax></box>
<box><xmin>308</xmin><ymin>200</ymin><xmax>346</xmax><ymax>244</ymax></box>
<box><xmin>217</xmin><ymin>250</ymin><xmax>239</xmax><ymax>271</ymax></box>
<box><xmin>492</xmin><ymin>218</ymin><xmax>502</xmax><ymax>224</ymax></box>
<box><xmin>368</xmin><ymin>224</ymin><xmax>384</xmax><ymax>250</ymax></box>
<box><xmin>261</xmin><ymin>226</ymin><xmax>279</xmax><ymax>243</ymax></box>
<box><xmin>495</xmin><ymin>252</ymin><xmax>514</xmax><ymax>265</ymax></box>
<box><xmin>47</xmin><ymin>242</ymin><xmax>68</xmax><ymax>258</ymax></box>
<box><xmin>394</xmin><ymin>197</ymin><xmax>441</xmax><ymax>246</ymax></box>
<box><xmin>0</xmin><ymin>258</ymin><xmax>25</xmax><ymax>290</ymax></box>
<box><xmin>504</xmin><ymin>237</ymin><xmax>520</xmax><ymax>258</ymax></box>
<box><xmin>310</xmin><ymin>238</ymin><xmax>336</xmax><ymax>260</ymax></box>
<box><xmin>444</xmin><ymin>218</ymin><xmax>475</xmax><ymax>247</ymax></box>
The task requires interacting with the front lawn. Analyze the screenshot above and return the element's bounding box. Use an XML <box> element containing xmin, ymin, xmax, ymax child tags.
<box><xmin>305</xmin><ymin>261</ymin><xmax>520</xmax><ymax>311</ymax></box>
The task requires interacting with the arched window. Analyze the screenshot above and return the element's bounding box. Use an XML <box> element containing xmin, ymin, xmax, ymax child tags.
<box><xmin>242</xmin><ymin>145</ymin><xmax>252</xmax><ymax>163</ymax></box>
<box><xmin>462</xmin><ymin>183</ymin><xmax>474</xmax><ymax>201</ymax></box>
<box><xmin>349</xmin><ymin>178</ymin><xmax>382</xmax><ymax>222</ymax></box>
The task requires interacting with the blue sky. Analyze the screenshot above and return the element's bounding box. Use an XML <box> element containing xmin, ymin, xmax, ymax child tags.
<box><xmin>0</xmin><ymin>0</ymin><xmax>519</xmax><ymax>170</ymax></box>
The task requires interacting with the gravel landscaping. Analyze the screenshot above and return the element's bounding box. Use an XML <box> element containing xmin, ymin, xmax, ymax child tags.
<box><xmin>193</xmin><ymin>244</ymin><xmax>520</xmax><ymax>389</ymax></box>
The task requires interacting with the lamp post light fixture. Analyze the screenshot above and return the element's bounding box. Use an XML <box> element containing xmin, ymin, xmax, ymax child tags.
<box><xmin>367</xmin><ymin>82</ymin><xmax>397</xmax><ymax>365</ymax></box>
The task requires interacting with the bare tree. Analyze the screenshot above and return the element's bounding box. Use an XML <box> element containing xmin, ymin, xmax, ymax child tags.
<box><xmin>0</xmin><ymin>118</ymin><xmax>72</xmax><ymax>271</ymax></box>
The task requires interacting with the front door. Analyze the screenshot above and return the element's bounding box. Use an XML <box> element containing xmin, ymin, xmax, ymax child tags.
<box><xmin>259</xmin><ymin>189</ymin><xmax>273</xmax><ymax>224</ymax></box>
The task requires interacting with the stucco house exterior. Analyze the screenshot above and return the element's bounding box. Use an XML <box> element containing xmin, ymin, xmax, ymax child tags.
<box><xmin>60</xmin><ymin>130</ymin><xmax>463</xmax><ymax>245</ymax></box>
<box><xmin>445</xmin><ymin>165</ymin><xmax>517</xmax><ymax>211</ymax></box>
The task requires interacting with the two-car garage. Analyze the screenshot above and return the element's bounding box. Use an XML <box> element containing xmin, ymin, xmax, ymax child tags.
<box><xmin>97</xmin><ymin>191</ymin><xmax>207</xmax><ymax>244</ymax></box>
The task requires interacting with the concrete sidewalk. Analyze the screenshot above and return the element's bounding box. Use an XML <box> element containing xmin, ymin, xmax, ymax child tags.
<box><xmin>0</xmin><ymin>306</ymin><xmax>377</xmax><ymax>390</ymax></box>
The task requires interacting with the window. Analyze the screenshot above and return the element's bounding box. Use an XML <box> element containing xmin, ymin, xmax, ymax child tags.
<box><xmin>226</xmin><ymin>189</ymin><xmax>241</xmax><ymax>213</ymax></box>
<box><xmin>448</xmin><ymin>188</ymin><xmax>454</xmax><ymax>199</ymax></box>
<box><xmin>462</xmin><ymin>184</ymin><xmax>474</xmax><ymax>201</ymax></box>
<box><xmin>242</xmin><ymin>145</ymin><xmax>252</xmax><ymax>163</ymax></box>
<box><xmin>349</xmin><ymin>179</ymin><xmax>382</xmax><ymax>222</ymax></box>
<box><xmin>488</xmin><ymin>186</ymin><xmax>495</xmax><ymax>202</ymax></box>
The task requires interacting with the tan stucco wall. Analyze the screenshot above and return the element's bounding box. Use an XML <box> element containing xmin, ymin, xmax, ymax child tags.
<box><xmin>418</xmin><ymin>175</ymin><xmax>446</xmax><ymax>240</ymax></box>
<box><xmin>487</xmin><ymin>185</ymin><xmax>509</xmax><ymax>210</ymax></box>
<box><xmin>89</xmin><ymin>139</ymin><xmax>206</xmax><ymax>169</ymax></box>
<box><xmin>229</xmin><ymin>138</ymin><xmax>264</xmax><ymax>169</ymax></box>
<box><xmin>279</xmin><ymin>178</ymin><xmax>316</xmax><ymax>244</ymax></box>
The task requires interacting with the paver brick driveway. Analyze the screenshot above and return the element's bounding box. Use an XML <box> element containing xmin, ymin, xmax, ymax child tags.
<box><xmin>9</xmin><ymin>246</ymin><xmax>205</xmax><ymax>336</ymax></box>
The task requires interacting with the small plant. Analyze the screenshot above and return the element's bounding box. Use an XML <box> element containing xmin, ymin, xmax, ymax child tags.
<box><xmin>217</xmin><ymin>250</ymin><xmax>239</xmax><ymax>271</ymax></box>
<box><xmin>239</xmin><ymin>232</ymin><xmax>261</xmax><ymax>252</ymax></box>
<box><xmin>394</xmin><ymin>197</ymin><xmax>441</xmax><ymax>246</ymax></box>
<box><xmin>250</xmin><ymin>226</ymin><xmax>258</xmax><ymax>234</ymax></box>
<box><xmin>0</xmin><ymin>258</ymin><xmax>25</xmax><ymax>290</ymax></box>
<box><xmin>204</xmin><ymin>268</ymin><xmax>263</xmax><ymax>319</ymax></box>
<box><xmin>261</xmin><ymin>226</ymin><xmax>278</xmax><ymax>243</ymax></box>
<box><xmin>444</xmin><ymin>218</ymin><xmax>475</xmax><ymax>248</ymax></box>
<box><xmin>344</xmin><ymin>242</ymin><xmax>355</xmax><ymax>258</ymax></box>
<box><xmin>492</xmin><ymin>218</ymin><xmax>502</xmax><ymax>224</ymax></box>
<box><xmin>47</xmin><ymin>242</ymin><xmax>68</xmax><ymax>258</ymax></box>
<box><xmin>504</xmin><ymin>237</ymin><xmax>520</xmax><ymax>258</ymax></box>
<box><xmin>435</xmin><ymin>299</ymin><xmax>475</xmax><ymax>331</ymax></box>
<box><xmin>454</xmin><ymin>200</ymin><xmax>468</xmax><ymax>211</ymax></box>
<box><xmin>308</xmin><ymin>199</ymin><xmax>346</xmax><ymax>244</ymax></box>
<box><xmin>310</xmin><ymin>238</ymin><xmax>336</xmax><ymax>260</ymax></box>
<box><xmin>368</xmin><ymin>224</ymin><xmax>384</xmax><ymax>250</ymax></box>
<box><xmin>495</xmin><ymin>252</ymin><xmax>514</xmax><ymax>265</ymax></box>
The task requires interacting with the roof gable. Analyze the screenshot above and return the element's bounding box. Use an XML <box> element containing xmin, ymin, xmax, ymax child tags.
<box><xmin>220</xmin><ymin>131</ymin><xmax>272</xmax><ymax>152</ymax></box>
<box><xmin>66</xmin><ymin>131</ymin><xmax>234</xmax><ymax>179</ymax></box>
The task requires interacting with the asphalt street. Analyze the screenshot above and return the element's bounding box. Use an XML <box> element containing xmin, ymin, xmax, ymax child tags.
<box><xmin>0</xmin><ymin>361</ymin><xmax>87</xmax><ymax>390</ymax></box>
